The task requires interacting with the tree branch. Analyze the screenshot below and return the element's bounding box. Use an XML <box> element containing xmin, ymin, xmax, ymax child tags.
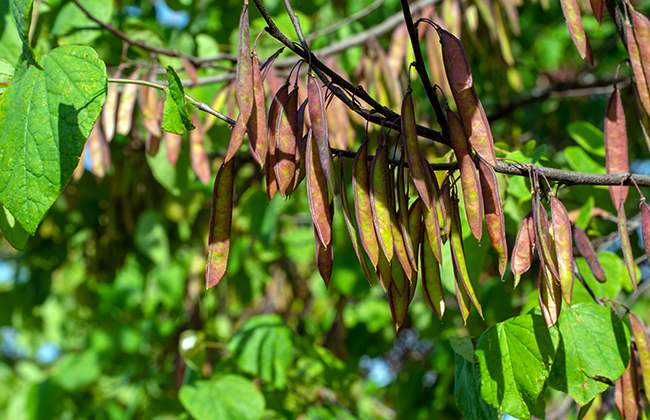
<box><xmin>71</xmin><ymin>0</ymin><xmax>235</xmax><ymax>66</ymax></box>
<box><xmin>306</xmin><ymin>0</ymin><xmax>384</xmax><ymax>42</ymax></box>
<box><xmin>400</xmin><ymin>0</ymin><xmax>449</xmax><ymax>140</ymax></box>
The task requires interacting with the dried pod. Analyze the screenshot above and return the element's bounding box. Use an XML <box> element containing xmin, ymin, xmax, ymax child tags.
<box><xmin>377</xmin><ymin>250</ymin><xmax>392</xmax><ymax>292</ymax></box>
<box><xmin>145</xmin><ymin>132</ymin><xmax>160</xmax><ymax>157</ymax></box>
<box><xmin>477</xmin><ymin>156</ymin><xmax>507</xmax><ymax>278</ymax></box>
<box><xmin>629</xmin><ymin>11</ymin><xmax>650</xmax><ymax>117</ymax></box>
<box><xmin>421</xmin><ymin>229</ymin><xmax>445</xmax><ymax>320</ymax></box>
<box><xmin>451</xmin><ymin>87</ymin><xmax>497</xmax><ymax>167</ymax></box>
<box><xmin>534</xmin><ymin>192</ymin><xmax>560</xmax><ymax>283</ymax></box>
<box><xmin>236</xmin><ymin>2</ymin><xmax>254</xmax><ymax>127</ymax></box>
<box><xmin>454</xmin><ymin>260</ymin><xmax>472</xmax><ymax>324</ymax></box>
<box><xmin>353</xmin><ymin>139</ymin><xmax>381</xmax><ymax>269</ymax></box>
<box><xmin>589</xmin><ymin>0</ymin><xmax>604</xmax><ymax>26</ymax></box>
<box><xmin>388</xmin><ymin>262</ymin><xmax>410</xmax><ymax>331</ymax></box>
<box><xmin>274</xmin><ymin>87</ymin><xmax>298</xmax><ymax>196</ymax></box>
<box><xmin>190</xmin><ymin>113</ymin><xmax>211</xmax><ymax>184</ymax></box>
<box><xmin>103</xmin><ymin>66</ymin><xmax>122</xmax><ymax>142</ymax></box>
<box><xmin>339</xmin><ymin>160</ymin><xmax>373</xmax><ymax>284</ymax></box>
<box><xmin>550</xmin><ymin>195</ymin><xmax>574</xmax><ymax>304</ymax></box>
<box><xmin>641</xmin><ymin>201</ymin><xmax>650</xmax><ymax>265</ymax></box>
<box><xmin>538</xmin><ymin>266</ymin><xmax>561</xmax><ymax>328</ymax></box>
<box><xmin>448</xmin><ymin>107</ymin><xmax>483</xmax><ymax>241</ymax></box>
<box><xmin>369</xmin><ymin>145</ymin><xmax>394</xmax><ymax>262</ymax></box>
<box><xmin>604</xmin><ymin>87</ymin><xmax>629</xmax><ymax>209</ymax></box>
<box><xmin>182</xmin><ymin>57</ymin><xmax>199</xmax><ymax>86</ymax></box>
<box><xmin>572</xmin><ymin>225</ymin><xmax>606</xmax><ymax>282</ymax></box>
<box><xmin>308</xmin><ymin>73</ymin><xmax>334</xmax><ymax>195</ymax></box>
<box><xmin>206</xmin><ymin>160</ymin><xmax>235</xmax><ymax>289</ymax></box>
<box><xmin>408</xmin><ymin>198</ymin><xmax>423</xmax><ymax>264</ymax></box>
<box><xmin>614</xmin><ymin>344</ymin><xmax>639</xmax><ymax>420</ymax></box>
<box><xmin>436</xmin><ymin>26</ymin><xmax>473</xmax><ymax>93</ymax></box>
<box><xmin>139</xmin><ymin>72</ymin><xmax>162</xmax><ymax>138</ymax></box>
<box><xmin>402</xmin><ymin>89</ymin><xmax>432</xmax><ymax>209</ymax></box>
<box><xmin>511</xmin><ymin>211</ymin><xmax>535</xmax><ymax>288</ymax></box>
<box><xmin>265</xmin><ymin>83</ymin><xmax>290</xmax><ymax>201</ymax></box>
<box><xmin>247</xmin><ymin>53</ymin><xmax>269</xmax><ymax>168</ymax></box>
<box><xmin>397</xmin><ymin>158</ymin><xmax>417</xmax><ymax>271</ymax></box>
<box><xmin>618</xmin><ymin>199</ymin><xmax>638</xmax><ymax>293</ymax></box>
<box><xmin>164</xmin><ymin>131</ymin><xmax>182</xmax><ymax>167</ymax></box>
<box><xmin>629</xmin><ymin>312</ymin><xmax>650</xmax><ymax>405</ymax></box>
<box><xmin>314</xmin><ymin>223</ymin><xmax>333</xmax><ymax>289</ymax></box>
<box><xmin>559</xmin><ymin>0</ymin><xmax>594</xmax><ymax>64</ymax></box>
<box><xmin>116</xmin><ymin>68</ymin><xmax>141</xmax><ymax>136</ymax></box>
<box><xmin>449</xmin><ymin>194</ymin><xmax>484</xmax><ymax>318</ymax></box>
<box><xmin>306</xmin><ymin>127</ymin><xmax>332</xmax><ymax>249</ymax></box>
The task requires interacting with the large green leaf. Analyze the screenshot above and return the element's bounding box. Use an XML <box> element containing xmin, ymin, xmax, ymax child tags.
<box><xmin>475</xmin><ymin>314</ymin><xmax>559</xmax><ymax>419</ymax></box>
<box><xmin>0</xmin><ymin>45</ymin><xmax>106</xmax><ymax>235</ymax></box>
<box><xmin>228</xmin><ymin>314</ymin><xmax>294</xmax><ymax>389</ymax></box>
<box><xmin>549</xmin><ymin>302</ymin><xmax>630</xmax><ymax>405</ymax></box>
<box><xmin>454</xmin><ymin>353</ymin><xmax>498</xmax><ymax>420</ymax></box>
<box><xmin>567</xmin><ymin>121</ymin><xmax>605</xmax><ymax>157</ymax></box>
<box><xmin>9</xmin><ymin>0</ymin><xmax>42</xmax><ymax>70</ymax></box>
<box><xmin>162</xmin><ymin>66</ymin><xmax>194</xmax><ymax>134</ymax></box>
<box><xmin>0</xmin><ymin>202</ymin><xmax>29</xmax><ymax>250</ymax></box>
<box><xmin>179</xmin><ymin>375</ymin><xmax>265</xmax><ymax>420</ymax></box>
<box><xmin>51</xmin><ymin>0</ymin><xmax>114</xmax><ymax>46</ymax></box>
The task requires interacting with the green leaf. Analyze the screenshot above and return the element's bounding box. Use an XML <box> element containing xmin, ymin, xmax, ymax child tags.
<box><xmin>575</xmin><ymin>195</ymin><xmax>594</xmax><ymax>230</ymax></box>
<box><xmin>0</xmin><ymin>46</ymin><xmax>107</xmax><ymax>235</ymax></box>
<box><xmin>134</xmin><ymin>211</ymin><xmax>170</xmax><ymax>267</ymax></box>
<box><xmin>228</xmin><ymin>314</ymin><xmax>294</xmax><ymax>389</ymax></box>
<box><xmin>549</xmin><ymin>302</ymin><xmax>630</xmax><ymax>405</ymax></box>
<box><xmin>568</xmin><ymin>122</ymin><xmax>605</xmax><ymax>157</ymax></box>
<box><xmin>162</xmin><ymin>66</ymin><xmax>194</xmax><ymax>134</ymax></box>
<box><xmin>0</xmin><ymin>202</ymin><xmax>29</xmax><ymax>250</ymax></box>
<box><xmin>564</xmin><ymin>146</ymin><xmax>605</xmax><ymax>174</ymax></box>
<box><xmin>52</xmin><ymin>351</ymin><xmax>100</xmax><ymax>391</ymax></box>
<box><xmin>9</xmin><ymin>0</ymin><xmax>43</xmax><ymax>70</ymax></box>
<box><xmin>454</xmin><ymin>353</ymin><xmax>498</xmax><ymax>420</ymax></box>
<box><xmin>51</xmin><ymin>0</ymin><xmax>114</xmax><ymax>46</ymax></box>
<box><xmin>450</xmin><ymin>336</ymin><xmax>475</xmax><ymax>363</ymax></box>
<box><xmin>179</xmin><ymin>375</ymin><xmax>265</xmax><ymax>420</ymax></box>
<box><xmin>475</xmin><ymin>314</ymin><xmax>559</xmax><ymax>419</ymax></box>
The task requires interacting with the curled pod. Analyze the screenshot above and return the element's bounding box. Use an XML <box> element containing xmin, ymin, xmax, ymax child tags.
<box><xmin>511</xmin><ymin>211</ymin><xmax>535</xmax><ymax>288</ymax></box>
<box><xmin>572</xmin><ymin>225</ymin><xmax>606</xmax><ymax>282</ymax></box>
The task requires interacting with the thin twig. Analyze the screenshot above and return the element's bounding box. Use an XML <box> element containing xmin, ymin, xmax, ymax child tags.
<box><xmin>400</xmin><ymin>0</ymin><xmax>449</xmax><ymax>140</ymax></box>
<box><xmin>306</xmin><ymin>0</ymin><xmax>384</xmax><ymax>42</ymax></box>
<box><xmin>70</xmin><ymin>0</ymin><xmax>234</xmax><ymax>66</ymax></box>
<box><xmin>282</xmin><ymin>0</ymin><xmax>309</xmax><ymax>52</ymax></box>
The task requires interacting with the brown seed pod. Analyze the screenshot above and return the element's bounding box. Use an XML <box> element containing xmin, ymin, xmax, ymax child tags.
<box><xmin>308</xmin><ymin>73</ymin><xmax>334</xmax><ymax>195</ymax></box>
<box><xmin>376</xmin><ymin>250</ymin><xmax>392</xmax><ymax>292</ymax></box>
<box><xmin>369</xmin><ymin>145</ymin><xmax>394</xmax><ymax>262</ymax></box>
<box><xmin>604</xmin><ymin>87</ymin><xmax>629</xmax><ymax>209</ymax></box>
<box><xmin>247</xmin><ymin>53</ymin><xmax>269</xmax><ymax>168</ymax></box>
<box><xmin>265</xmin><ymin>83</ymin><xmax>290</xmax><ymax>201</ymax></box>
<box><xmin>397</xmin><ymin>158</ymin><xmax>417</xmax><ymax>271</ymax></box>
<box><xmin>511</xmin><ymin>211</ymin><xmax>535</xmax><ymax>288</ymax></box>
<box><xmin>339</xmin><ymin>159</ymin><xmax>373</xmax><ymax>284</ymax></box>
<box><xmin>408</xmin><ymin>198</ymin><xmax>423</xmax><ymax>266</ymax></box>
<box><xmin>190</xmin><ymin>113</ymin><xmax>211</xmax><ymax>184</ymax></box>
<box><xmin>641</xmin><ymin>201</ymin><xmax>650</xmax><ymax>266</ymax></box>
<box><xmin>103</xmin><ymin>66</ymin><xmax>122</xmax><ymax>142</ymax></box>
<box><xmin>476</xmin><ymin>156</ymin><xmax>507</xmax><ymax>279</ymax></box>
<box><xmin>435</xmin><ymin>26</ymin><xmax>473</xmax><ymax>93</ymax></box>
<box><xmin>116</xmin><ymin>68</ymin><xmax>141</xmax><ymax>136</ymax></box>
<box><xmin>589</xmin><ymin>0</ymin><xmax>604</xmax><ymax>26</ymax></box>
<box><xmin>236</xmin><ymin>1</ymin><xmax>254</xmax><ymax>128</ymax></box>
<box><xmin>353</xmin><ymin>139</ymin><xmax>381</xmax><ymax>269</ymax></box>
<box><xmin>448</xmin><ymin>107</ymin><xmax>483</xmax><ymax>241</ymax></box>
<box><xmin>402</xmin><ymin>89</ymin><xmax>433</xmax><ymax>209</ymax></box>
<box><xmin>306</xmin><ymin>127</ymin><xmax>332</xmax><ymax>249</ymax></box>
<box><xmin>206</xmin><ymin>159</ymin><xmax>235</xmax><ymax>289</ymax></box>
<box><xmin>454</xmin><ymin>260</ymin><xmax>472</xmax><ymax>324</ymax></box>
<box><xmin>618</xmin><ymin>199</ymin><xmax>638</xmax><ymax>293</ymax></box>
<box><xmin>421</xmin><ymin>229</ymin><xmax>445</xmax><ymax>320</ymax></box>
<box><xmin>572</xmin><ymin>225</ymin><xmax>606</xmax><ymax>282</ymax></box>
<box><xmin>314</xmin><ymin>223</ymin><xmax>333</xmax><ymax>289</ymax></box>
<box><xmin>164</xmin><ymin>131</ymin><xmax>182</xmax><ymax>167</ymax></box>
<box><xmin>550</xmin><ymin>195</ymin><xmax>574</xmax><ymax>304</ymax></box>
<box><xmin>139</xmin><ymin>71</ymin><xmax>162</xmax><ymax>138</ymax></box>
<box><xmin>629</xmin><ymin>10</ymin><xmax>650</xmax><ymax>118</ymax></box>
<box><xmin>388</xmin><ymin>262</ymin><xmax>410</xmax><ymax>331</ymax></box>
<box><xmin>534</xmin><ymin>189</ymin><xmax>560</xmax><ymax>283</ymax></box>
<box><xmin>628</xmin><ymin>311</ymin><xmax>650</xmax><ymax>405</ymax></box>
<box><xmin>614</xmin><ymin>344</ymin><xmax>639</xmax><ymax>420</ymax></box>
<box><xmin>274</xmin><ymin>87</ymin><xmax>298</xmax><ymax>196</ymax></box>
<box><xmin>538</xmin><ymin>265</ymin><xmax>561</xmax><ymax>328</ymax></box>
<box><xmin>559</xmin><ymin>0</ymin><xmax>594</xmax><ymax>64</ymax></box>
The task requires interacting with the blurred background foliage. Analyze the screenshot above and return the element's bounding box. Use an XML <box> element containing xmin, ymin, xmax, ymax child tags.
<box><xmin>1</xmin><ymin>0</ymin><xmax>650</xmax><ymax>418</ymax></box>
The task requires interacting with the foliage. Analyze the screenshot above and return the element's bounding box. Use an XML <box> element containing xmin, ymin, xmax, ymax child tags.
<box><xmin>1</xmin><ymin>0</ymin><xmax>650</xmax><ymax>419</ymax></box>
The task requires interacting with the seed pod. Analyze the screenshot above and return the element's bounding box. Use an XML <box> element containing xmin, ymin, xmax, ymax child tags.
<box><xmin>182</xmin><ymin>57</ymin><xmax>199</xmax><ymax>86</ymax></box>
<box><xmin>353</xmin><ymin>139</ymin><xmax>381</xmax><ymax>269</ymax></box>
<box><xmin>236</xmin><ymin>1</ymin><xmax>254</xmax><ymax>128</ymax></box>
<box><xmin>402</xmin><ymin>89</ymin><xmax>433</xmax><ymax>209</ymax></box>
<box><xmin>451</xmin><ymin>87</ymin><xmax>497</xmax><ymax>167</ymax></box>
<box><xmin>641</xmin><ymin>201</ymin><xmax>650</xmax><ymax>266</ymax></box>
<box><xmin>388</xmin><ymin>262</ymin><xmax>410</xmax><ymax>331</ymax></box>
<box><xmin>559</xmin><ymin>0</ymin><xmax>594</xmax><ymax>64</ymax></box>
<box><xmin>259</xmin><ymin>47</ymin><xmax>285</xmax><ymax>81</ymax></box>
<box><xmin>103</xmin><ymin>66</ymin><xmax>122</xmax><ymax>142</ymax></box>
<box><xmin>421</xmin><ymin>229</ymin><xmax>445</xmax><ymax>320</ymax></box>
<box><xmin>190</xmin><ymin>113</ymin><xmax>211</xmax><ymax>184</ymax></box>
<box><xmin>388</xmin><ymin>153</ymin><xmax>413</xmax><ymax>282</ymax></box>
<box><xmin>435</xmin><ymin>26</ymin><xmax>473</xmax><ymax>93</ymax></box>
<box><xmin>614</xmin><ymin>344</ymin><xmax>639</xmax><ymax>420</ymax></box>
<box><xmin>164</xmin><ymin>131</ymin><xmax>182</xmax><ymax>167</ymax></box>
<box><xmin>87</xmin><ymin>121</ymin><xmax>110</xmax><ymax>179</ymax></box>
<box><xmin>308</xmin><ymin>73</ymin><xmax>334</xmax><ymax>195</ymax></box>
<box><xmin>370</xmin><ymin>145</ymin><xmax>394</xmax><ymax>262</ymax></box>
<box><xmin>116</xmin><ymin>68</ymin><xmax>141</xmax><ymax>136</ymax></box>
<box><xmin>306</xmin><ymin>127</ymin><xmax>332</xmax><ymax>249</ymax></box>
<box><xmin>265</xmin><ymin>83</ymin><xmax>290</xmax><ymax>201</ymax></box>
<box><xmin>205</xmin><ymin>82</ymin><xmax>233</xmax><ymax>133</ymax></box>
<box><xmin>377</xmin><ymin>250</ymin><xmax>392</xmax><ymax>292</ymax></box>
<box><xmin>589</xmin><ymin>0</ymin><xmax>604</xmax><ymax>26</ymax></box>
<box><xmin>314</xmin><ymin>223</ymin><xmax>333</xmax><ymax>289</ymax></box>
<box><xmin>290</xmin><ymin>98</ymin><xmax>310</xmax><ymax>193</ymax></box>
<box><xmin>618</xmin><ymin>199</ymin><xmax>638</xmax><ymax>293</ymax></box>
<box><xmin>572</xmin><ymin>225</ymin><xmax>606</xmax><ymax>282</ymax></box>
<box><xmin>477</xmin><ymin>156</ymin><xmax>507</xmax><ymax>279</ymax></box>
<box><xmin>454</xmin><ymin>261</ymin><xmax>472</xmax><ymax>324</ymax></box>
<box><xmin>397</xmin><ymin>158</ymin><xmax>417</xmax><ymax>271</ymax></box>
<box><xmin>145</xmin><ymin>132</ymin><xmax>161</xmax><ymax>157</ymax></box>
<box><xmin>139</xmin><ymin>72</ymin><xmax>162</xmax><ymax>138</ymax></box>
<box><xmin>408</xmin><ymin>198</ymin><xmax>423</xmax><ymax>265</ymax></box>
<box><xmin>449</xmin><ymin>194</ymin><xmax>484</xmax><ymax>318</ymax></box>
<box><xmin>550</xmin><ymin>195</ymin><xmax>574</xmax><ymax>304</ymax></box>
<box><xmin>604</xmin><ymin>87</ymin><xmax>629</xmax><ymax>209</ymax></box>
<box><xmin>629</xmin><ymin>312</ymin><xmax>650</xmax><ymax>405</ymax></box>
<box><xmin>629</xmin><ymin>11</ymin><xmax>650</xmax><ymax>117</ymax></box>
<box><xmin>422</xmin><ymin>185</ymin><xmax>443</xmax><ymax>265</ymax></box>
<box><xmin>439</xmin><ymin>177</ymin><xmax>452</xmax><ymax>239</ymax></box>
<box><xmin>538</xmin><ymin>266</ymin><xmax>561</xmax><ymax>328</ymax></box>
<box><xmin>448</xmin><ymin>107</ymin><xmax>483</xmax><ymax>241</ymax></box>
<box><xmin>534</xmin><ymin>191</ymin><xmax>560</xmax><ymax>283</ymax></box>
<box><xmin>206</xmin><ymin>159</ymin><xmax>235</xmax><ymax>289</ymax></box>
<box><xmin>339</xmin><ymin>159</ymin><xmax>373</xmax><ymax>284</ymax></box>
<box><xmin>248</xmin><ymin>53</ymin><xmax>269</xmax><ymax>168</ymax></box>
<box><xmin>274</xmin><ymin>87</ymin><xmax>298</xmax><ymax>196</ymax></box>
<box><xmin>511</xmin><ymin>212</ymin><xmax>535</xmax><ymax>288</ymax></box>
